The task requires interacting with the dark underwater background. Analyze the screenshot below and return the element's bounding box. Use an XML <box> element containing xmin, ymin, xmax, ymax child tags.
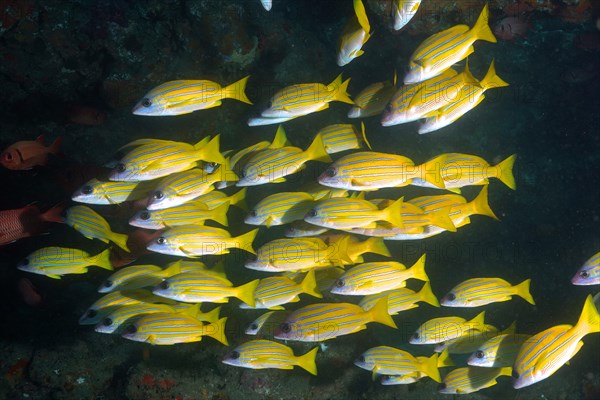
<box><xmin>0</xmin><ymin>0</ymin><xmax>599</xmax><ymax>399</ymax></box>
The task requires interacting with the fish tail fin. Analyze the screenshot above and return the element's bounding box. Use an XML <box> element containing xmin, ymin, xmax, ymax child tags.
<box><xmin>575</xmin><ymin>295</ymin><xmax>600</xmax><ymax>335</ymax></box>
<box><xmin>428</xmin><ymin>207</ymin><xmax>457</xmax><ymax>232</ymax></box>
<box><xmin>269</xmin><ymin>125</ymin><xmax>290</xmax><ymax>149</ymax></box>
<box><xmin>437</xmin><ymin>348</ymin><xmax>455</xmax><ymax>368</ymax></box>
<box><xmin>199</xmin><ymin>305</ymin><xmax>222</xmax><ymax>323</ymax></box>
<box><xmin>369</xmin><ymin>296</ymin><xmax>397</xmax><ymax>328</ymax></box>
<box><xmin>420</xmin><ymin>353</ymin><xmax>441</xmax><ymax>383</ymax></box>
<box><xmin>40</xmin><ymin>203</ymin><xmax>66</xmax><ymax>223</ymax></box>
<box><xmin>223</xmin><ymin>75</ymin><xmax>253</xmax><ymax>104</ymax></box>
<box><xmin>229</xmin><ymin>188</ymin><xmax>248</xmax><ymax>211</ymax></box>
<box><xmin>179</xmin><ymin>303</ymin><xmax>201</xmax><ymax>318</ymax></box>
<box><xmin>328</xmin><ymin>74</ymin><xmax>354</xmax><ymax>105</ymax></box>
<box><xmin>110</xmin><ymin>231</ymin><xmax>131</xmax><ymax>252</ymax></box>
<box><xmin>304</xmin><ymin>133</ymin><xmax>333</xmax><ymax>163</ymax></box>
<box><xmin>472</xmin><ymin>4</ymin><xmax>497</xmax><ymax>43</ymax></box>
<box><xmin>96</xmin><ymin>248</ymin><xmax>114</xmax><ymax>271</ymax></box>
<box><xmin>462</xmin><ymin>58</ymin><xmax>479</xmax><ymax>86</ymax></box>
<box><xmin>353</xmin><ymin>0</ymin><xmax>370</xmax><ymax>32</ymax></box>
<box><xmin>197</xmin><ymin>134</ymin><xmax>226</xmax><ymax>165</ymax></box>
<box><xmin>382</xmin><ymin>197</ymin><xmax>405</xmax><ymax>228</ymax></box>
<box><xmin>364</xmin><ymin>237</ymin><xmax>391</xmax><ymax>257</ymax></box>
<box><xmin>495</xmin><ymin>154</ymin><xmax>517</xmax><ymax>190</ymax></box>
<box><xmin>418</xmin><ymin>281</ymin><xmax>440</xmax><ymax>307</ymax></box>
<box><xmin>408</xmin><ymin>254</ymin><xmax>429</xmax><ymax>282</ymax></box>
<box><xmin>418</xmin><ymin>160</ymin><xmax>446</xmax><ymax>189</ymax></box>
<box><xmin>234</xmin><ymin>229</ymin><xmax>259</xmax><ymax>255</ymax></box>
<box><xmin>211</xmin><ymin>201</ymin><xmax>230</xmax><ymax>227</ymax></box>
<box><xmin>470</xmin><ymin>185</ymin><xmax>499</xmax><ymax>220</ymax></box>
<box><xmin>49</xmin><ymin>136</ymin><xmax>64</xmax><ymax>156</ymax></box>
<box><xmin>480</xmin><ymin>60</ymin><xmax>510</xmax><ymax>90</ymax></box>
<box><xmin>514</xmin><ymin>278</ymin><xmax>535</xmax><ymax>305</ymax></box>
<box><xmin>204</xmin><ymin>317</ymin><xmax>229</xmax><ymax>346</ymax></box>
<box><xmin>359</xmin><ymin>122</ymin><xmax>372</xmax><ymax>149</ymax></box>
<box><xmin>301</xmin><ymin>270</ymin><xmax>323</xmax><ymax>299</ymax></box>
<box><xmin>296</xmin><ymin>347</ymin><xmax>319</xmax><ymax>375</ymax></box>
<box><xmin>467</xmin><ymin>311</ymin><xmax>486</xmax><ymax>330</ymax></box>
<box><xmin>235</xmin><ymin>279</ymin><xmax>260</xmax><ymax>308</ymax></box>
<box><xmin>158</xmin><ymin>261</ymin><xmax>182</xmax><ymax>278</ymax></box>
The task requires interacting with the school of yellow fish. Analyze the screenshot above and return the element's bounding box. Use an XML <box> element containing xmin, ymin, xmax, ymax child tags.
<box><xmin>15</xmin><ymin>1</ymin><xmax>599</xmax><ymax>396</ymax></box>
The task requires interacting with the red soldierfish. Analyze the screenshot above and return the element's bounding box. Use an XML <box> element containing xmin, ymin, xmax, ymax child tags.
<box><xmin>17</xmin><ymin>278</ymin><xmax>43</xmax><ymax>307</ymax></box>
<box><xmin>0</xmin><ymin>135</ymin><xmax>62</xmax><ymax>170</ymax></box>
<box><xmin>0</xmin><ymin>204</ymin><xmax>65</xmax><ymax>246</ymax></box>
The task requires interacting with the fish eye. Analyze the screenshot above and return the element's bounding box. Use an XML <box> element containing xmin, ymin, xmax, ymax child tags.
<box><xmin>475</xmin><ymin>350</ymin><xmax>485</xmax><ymax>359</ymax></box>
<box><xmin>307</xmin><ymin>209</ymin><xmax>317</xmax><ymax>218</ymax></box>
<box><xmin>240</xmin><ymin>169</ymin><xmax>247</xmax><ymax>178</ymax></box>
<box><xmin>156</xmin><ymin>237</ymin><xmax>166</xmax><ymax>245</ymax></box>
<box><xmin>580</xmin><ymin>271</ymin><xmax>589</xmax><ymax>278</ymax></box>
<box><xmin>116</xmin><ymin>163</ymin><xmax>126</xmax><ymax>173</ymax></box>
<box><xmin>381</xmin><ymin>376</ymin><xmax>391</xmax><ymax>383</ymax></box>
<box><xmin>103</xmin><ymin>280</ymin><xmax>113</xmax><ymax>288</ymax></box>
<box><xmin>325</xmin><ymin>167</ymin><xmax>337</xmax><ymax>177</ymax></box>
<box><xmin>229</xmin><ymin>350</ymin><xmax>240</xmax><ymax>360</ymax></box>
<box><xmin>102</xmin><ymin>318</ymin><xmax>113</xmax><ymax>326</ymax></box>
<box><xmin>385</xmin><ymin>103</ymin><xmax>392</xmax><ymax>113</ymax></box>
<box><xmin>153</xmin><ymin>191</ymin><xmax>164</xmax><ymax>200</ymax></box>
<box><xmin>249</xmin><ymin>210</ymin><xmax>257</xmax><ymax>217</ymax></box>
<box><xmin>20</xmin><ymin>258</ymin><xmax>30</xmax><ymax>266</ymax></box>
<box><xmin>335</xmin><ymin>279</ymin><xmax>345</xmax><ymax>287</ymax></box>
<box><xmin>438</xmin><ymin>383</ymin><xmax>447</xmax><ymax>390</ymax></box>
<box><xmin>249</xmin><ymin>323</ymin><xmax>258</xmax><ymax>330</ymax></box>
<box><xmin>412</xmin><ymin>332</ymin><xmax>420</xmax><ymax>340</ymax></box>
<box><xmin>87</xmin><ymin>309</ymin><xmax>97</xmax><ymax>318</ymax></box>
<box><xmin>125</xmin><ymin>324</ymin><xmax>137</xmax><ymax>334</ymax></box>
<box><xmin>4</xmin><ymin>153</ymin><xmax>12</xmax><ymax>160</ymax></box>
<box><xmin>356</xmin><ymin>355</ymin><xmax>365</xmax><ymax>363</ymax></box>
<box><xmin>446</xmin><ymin>293</ymin><xmax>456</xmax><ymax>301</ymax></box>
<box><xmin>280</xmin><ymin>323</ymin><xmax>291</xmax><ymax>333</ymax></box>
<box><xmin>159</xmin><ymin>280</ymin><xmax>169</xmax><ymax>290</ymax></box>
<box><xmin>141</xmin><ymin>98</ymin><xmax>152</xmax><ymax>108</ymax></box>
<box><xmin>267</xmin><ymin>101</ymin><xmax>273</xmax><ymax>109</ymax></box>
<box><xmin>81</xmin><ymin>185</ymin><xmax>93</xmax><ymax>195</ymax></box>
<box><xmin>247</xmin><ymin>254</ymin><xmax>257</xmax><ymax>262</ymax></box>
<box><xmin>512</xmin><ymin>371</ymin><xmax>519</xmax><ymax>379</ymax></box>
<box><xmin>140</xmin><ymin>211</ymin><xmax>151</xmax><ymax>220</ymax></box>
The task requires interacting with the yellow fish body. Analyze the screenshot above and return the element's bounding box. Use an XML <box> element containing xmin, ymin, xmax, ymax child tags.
<box><xmin>240</xmin><ymin>270</ymin><xmax>322</xmax><ymax>310</ymax></box>
<box><xmin>317</xmin><ymin>122</ymin><xmax>371</xmax><ymax>154</ymax></box>
<box><xmin>130</xmin><ymin>200</ymin><xmax>229</xmax><ymax>229</ymax></box>
<box><xmin>17</xmin><ymin>247</ymin><xmax>112</xmax><ymax>280</ymax></box>
<box><xmin>72</xmin><ymin>179</ymin><xmax>156</xmax><ymax>205</ymax></box>
<box><xmin>305</xmin><ymin>197</ymin><xmax>405</xmax><ymax>230</ymax></box>
<box><xmin>348</xmin><ymin>72</ymin><xmax>397</xmax><ymax>118</ymax></box>
<box><xmin>359</xmin><ymin>281</ymin><xmax>440</xmax><ymax>314</ymax></box>
<box><xmin>410</xmin><ymin>311</ymin><xmax>486</xmax><ymax>344</ymax></box>
<box><xmin>354</xmin><ymin>346</ymin><xmax>442</xmax><ymax>382</ymax></box>
<box><xmin>337</xmin><ymin>0</ymin><xmax>372</xmax><ymax>67</ymax></box>
<box><xmin>441</xmin><ymin>277</ymin><xmax>535</xmax><ymax>307</ymax></box>
<box><xmin>392</xmin><ymin>0</ymin><xmax>422</xmax><ymax>31</ymax></box>
<box><xmin>245</xmin><ymin>192</ymin><xmax>316</xmax><ymax>227</ymax></box>
<box><xmin>66</xmin><ymin>205</ymin><xmax>129</xmax><ymax>251</ymax></box>
<box><xmin>439</xmin><ymin>366</ymin><xmax>512</xmax><ymax>394</ymax></box>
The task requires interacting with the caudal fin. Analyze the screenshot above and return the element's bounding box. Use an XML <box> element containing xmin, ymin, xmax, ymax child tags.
<box><xmin>382</xmin><ymin>197</ymin><xmax>404</xmax><ymax>228</ymax></box>
<box><xmin>197</xmin><ymin>305</ymin><xmax>222</xmax><ymax>323</ymax></box>
<box><xmin>210</xmin><ymin>201</ymin><xmax>230</xmax><ymax>227</ymax></box>
<box><xmin>233</xmin><ymin>229</ymin><xmax>259</xmax><ymax>255</ymax></box>
<box><xmin>407</xmin><ymin>254</ymin><xmax>429</xmax><ymax>282</ymax></box>
<box><xmin>328</xmin><ymin>74</ymin><xmax>354</xmax><ymax>105</ymax></box>
<box><xmin>514</xmin><ymin>279</ymin><xmax>535</xmax><ymax>305</ymax></box>
<box><xmin>427</xmin><ymin>207</ymin><xmax>457</xmax><ymax>232</ymax></box>
<box><xmin>229</xmin><ymin>188</ymin><xmax>248</xmax><ymax>211</ymax></box>
<box><xmin>363</xmin><ymin>237</ymin><xmax>391</xmax><ymax>257</ymax></box>
<box><xmin>204</xmin><ymin>317</ymin><xmax>229</xmax><ymax>346</ymax></box>
<box><xmin>480</xmin><ymin>60</ymin><xmax>510</xmax><ymax>91</ymax></box>
<box><xmin>235</xmin><ymin>279</ymin><xmax>260</xmax><ymax>308</ymax></box>
<box><xmin>575</xmin><ymin>294</ymin><xmax>600</xmax><ymax>335</ymax></box>
<box><xmin>296</xmin><ymin>347</ymin><xmax>319</xmax><ymax>375</ymax></box>
<box><xmin>223</xmin><ymin>76</ymin><xmax>253</xmax><ymax>104</ymax></box>
<box><xmin>197</xmin><ymin>134</ymin><xmax>226</xmax><ymax>166</ymax></box>
<box><xmin>418</xmin><ymin>353</ymin><xmax>441</xmax><ymax>383</ymax></box>
<box><xmin>301</xmin><ymin>270</ymin><xmax>323</xmax><ymax>299</ymax></box>
<box><xmin>471</xmin><ymin>4</ymin><xmax>497</xmax><ymax>43</ymax></box>
<box><xmin>304</xmin><ymin>134</ymin><xmax>333</xmax><ymax>163</ymax></box>
<box><xmin>418</xmin><ymin>281</ymin><xmax>440</xmax><ymax>307</ymax></box>
<box><xmin>93</xmin><ymin>248</ymin><xmax>114</xmax><ymax>271</ymax></box>
<box><xmin>369</xmin><ymin>296</ymin><xmax>397</xmax><ymax>328</ymax></box>
<box><xmin>495</xmin><ymin>154</ymin><xmax>517</xmax><ymax>190</ymax></box>
<box><xmin>470</xmin><ymin>185</ymin><xmax>499</xmax><ymax>220</ymax></box>
<box><xmin>110</xmin><ymin>231</ymin><xmax>131</xmax><ymax>252</ymax></box>
<box><xmin>40</xmin><ymin>203</ymin><xmax>66</xmax><ymax>223</ymax></box>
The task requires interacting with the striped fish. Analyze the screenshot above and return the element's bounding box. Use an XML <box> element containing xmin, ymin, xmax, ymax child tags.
<box><xmin>467</xmin><ymin>332</ymin><xmax>533</xmax><ymax>368</ymax></box>
<box><xmin>572</xmin><ymin>251</ymin><xmax>600</xmax><ymax>285</ymax></box>
<box><xmin>348</xmin><ymin>72</ymin><xmax>397</xmax><ymax>118</ymax></box>
<box><xmin>152</xmin><ymin>271</ymin><xmax>259</xmax><ymax>307</ymax></box>
<box><xmin>392</xmin><ymin>0</ymin><xmax>422</xmax><ymax>31</ymax></box>
<box><xmin>72</xmin><ymin>179</ymin><xmax>156</xmax><ymax>205</ymax></box>
<box><xmin>147</xmin><ymin>225</ymin><xmax>258</xmax><ymax>257</ymax></box>
<box><xmin>236</xmin><ymin>134</ymin><xmax>332</xmax><ymax>187</ymax></box>
<box><xmin>222</xmin><ymin>340</ymin><xmax>318</xmax><ymax>375</ymax></box>
<box><xmin>381</xmin><ymin>68</ymin><xmax>458</xmax><ymax>126</ymax></box>
<box><xmin>305</xmin><ymin>197</ymin><xmax>405</xmax><ymax>229</ymax></box>
<box><xmin>364</xmin><ymin>198</ymin><xmax>457</xmax><ymax>233</ymax></box>
<box><xmin>129</xmin><ymin>200</ymin><xmax>229</xmax><ymax>229</ymax></box>
<box><xmin>245</xmin><ymin>310</ymin><xmax>291</xmax><ymax>335</ymax></box>
<box><xmin>245</xmin><ymin>237</ymin><xmax>353</xmax><ymax>272</ymax></box>
<box><xmin>318</xmin><ymin>151</ymin><xmax>444</xmax><ymax>191</ymax></box>
<box><xmin>259</xmin><ymin>74</ymin><xmax>353</xmax><ymax>118</ymax></box>
<box><xmin>273</xmin><ymin>297</ymin><xmax>397</xmax><ymax>342</ymax></box>
<box><xmin>337</xmin><ymin>0</ymin><xmax>372</xmax><ymax>66</ymax></box>
<box><xmin>284</xmin><ymin>267</ymin><xmax>346</xmax><ymax>294</ymax></box>
<box><xmin>359</xmin><ymin>281</ymin><xmax>440</xmax><ymax>314</ymax></box>
<box><xmin>17</xmin><ymin>247</ymin><xmax>112</xmax><ymax>280</ymax></box>
<box><xmin>240</xmin><ymin>270</ymin><xmax>322</xmax><ymax>310</ymax></box>
<box><xmin>109</xmin><ymin>135</ymin><xmax>225</xmax><ymax>181</ymax></box>
<box><xmin>380</xmin><ymin>373</ymin><xmax>423</xmax><ymax>385</ymax></box>
<box><xmin>98</xmin><ymin>263</ymin><xmax>177</xmax><ymax>293</ymax></box>
<box><xmin>284</xmin><ymin>220</ymin><xmax>330</xmax><ymax>238</ymax></box>
<box><xmin>441</xmin><ymin>277</ymin><xmax>535</xmax><ymax>307</ymax></box>
<box><xmin>78</xmin><ymin>289</ymin><xmax>175</xmax><ymax>325</ymax></box>
<box><xmin>410</xmin><ymin>311</ymin><xmax>486</xmax><ymax>344</ymax></box>
<box><xmin>317</xmin><ymin>123</ymin><xmax>371</xmax><ymax>154</ymax></box>
<box><xmin>439</xmin><ymin>366</ymin><xmax>512</xmax><ymax>394</ymax></box>
<box><xmin>94</xmin><ymin>303</ymin><xmax>180</xmax><ymax>334</ymax></box>
<box><xmin>322</xmin><ymin>233</ymin><xmax>391</xmax><ymax>262</ymax></box>
<box><xmin>419</xmin><ymin>60</ymin><xmax>509</xmax><ymax>134</ymax></box>
<box><xmin>411</xmin><ymin>153</ymin><xmax>517</xmax><ymax>190</ymax></box>
<box><xmin>512</xmin><ymin>295</ymin><xmax>600</xmax><ymax>389</ymax></box>
<box><xmin>146</xmin><ymin>166</ymin><xmax>233</xmax><ymax>210</ymax></box>
<box><xmin>132</xmin><ymin>76</ymin><xmax>252</xmax><ymax>116</ymax></box>
<box><xmin>122</xmin><ymin>313</ymin><xmax>229</xmax><ymax>345</ymax></box>
<box><xmin>434</xmin><ymin>324</ymin><xmax>500</xmax><ymax>354</ymax></box>
<box><xmin>245</xmin><ymin>192</ymin><xmax>316</xmax><ymax>227</ymax></box>
<box><xmin>331</xmin><ymin>254</ymin><xmax>428</xmax><ymax>295</ymax></box>
<box><xmin>354</xmin><ymin>346</ymin><xmax>442</xmax><ymax>382</ymax></box>
<box><xmin>404</xmin><ymin>4</ymin><xmax>496</xmax><ymax>84</ymax></box>
<box><xmin>194</xmin><ymin>188</ymin><xmax>247</xmax><ymax>211</ymax></box>
<box><xmin>66</xmin><ymin>205</ymin><xmax>129</xmax><ymax>251</ymax></box>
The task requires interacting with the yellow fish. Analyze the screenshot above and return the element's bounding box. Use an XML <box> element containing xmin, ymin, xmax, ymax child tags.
<box><xmin>404</xmin><ymin>4</ymin><xmax>496</xmax><ymax>84</ymax></box>
<box><xmin>354</xmin><ymin>346</ymin><xmax>443</xmax><ymax>383</ymax></box>
<box><xmin>337</xmin><ymin>0</ymin><xmax>372</xmax><ymax>66</ymax></box>
<box><xmin>245</xmin><ymin>191</ymin><xmax>316</xmax><ymax>227</ymax></box>
<box><xmin>194</xmin><ymin>188</ymin><xmax>248</xmax><ymax>211</ymax></box>
<box><xmin>441</xmin><ymin>277</ymin><xmax>535</xmax><ymax>307</ymax></box>
<box><xmin>410</xmin><ymin>311</ymin><xmax>486</xmax><ymax>344</ymax></box>
<box><xmin>348</xmin><ymin>71</ymin><xmax>397</xmax><ymax>118</ymax></box>
<box><xmin>133</xmin><ymin>76</ymin><xmax>252</xmax><ymax>115</ymax></box>
<box><xmin>122</xmin><ymin>314</ymin><xmax>229</xmax><ymax>345</ymax></box>
<box><xmin>359</xmin><ymin>281</ymin><xmax>440</xmax><ymax>314</ymax></box>
<box><xmin>17</xmin><ymin>247</ymin><xmax>112</xmax><ymax>280</ymax></box>
<box><xmin>317</xmin><ymin>122</ymin><xmax>371</xmax><ymax>154</ymax></box>
<box><xmin>572</xmin><ymin>251</ymin><xmax>600</xmax><ymax>286</ymax></box>
<box><xmin>439</xmin><ymin>366</ymin><xmax>512</xmax><ymax>394</ymax></box>
<box><xmin>304</xmin><ymin>197</ymin><xmax>405</xmax><ymax>229</ymax></box>
<box><xmin>392</xmin><ymin>0</ymin><xmax>422</xmax><ymax>31</ymax></box>
<box><xmin>512</xmin><ymin>295</ymin><xmax>600</xmax><ymax>389</ymax></box>
<box><xmin>468</xmin><ymin>331</ymin><xmax>532</xmax><ymax>368</ymax></box>
<box><xmin>222</xmin><ymin>340</ymin><xmax>318</xmax><ymax>375</ymax></box>
<box><xmin>129</xmin><ymin>200</ymin><xmax>229</xmax><ymax>229</ymax></box>
<box><xmin>72</xmin><ymin>179</ymin><xmax>156</xmax><ymax>205</ymax></box>
<box><xmin>66</xmin><ymin>205</ymin><xmax>129</xmax><ymax>251</ymax></box>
